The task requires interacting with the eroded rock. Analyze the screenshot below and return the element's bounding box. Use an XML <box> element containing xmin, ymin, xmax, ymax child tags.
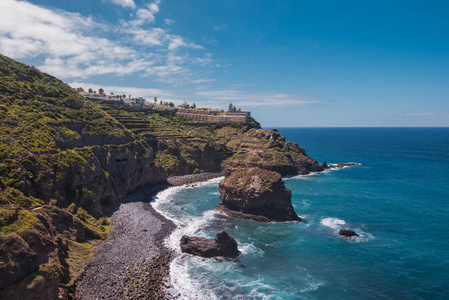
<box><xmin>339</xmin><ymin>229</ymin><xmax>359</xmax><ymax>238</ymax></box>
<box><xmin>180</xmin><ymin>231</ymin><xmax>239</xmax><ymax>257</ymax></box>
<box><xmin>217</xmin><ymin>168</ymin><xmax>300</xmax><ymax>222</ymax></box>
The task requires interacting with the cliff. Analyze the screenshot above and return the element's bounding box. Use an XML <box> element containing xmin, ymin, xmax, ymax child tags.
<box><xmin>0</xmin><ymin>54</ymin><xmax>325</xmax><ymax>298</ymax></box>
<box><xmin>0</xmin><ymin>55</ymin><xmax>165</xmax><ymax>299</ymax></box>
<box><xmin>221</xmin><ymin>128</ymin><xmax>325</xmax><ymax>176</ymax></box>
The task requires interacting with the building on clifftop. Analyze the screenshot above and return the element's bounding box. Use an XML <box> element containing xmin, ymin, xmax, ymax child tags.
<box><xmin>176</xmin><ymin>108</ymin><xmax>251</xmax><ymax>124</ymax></box>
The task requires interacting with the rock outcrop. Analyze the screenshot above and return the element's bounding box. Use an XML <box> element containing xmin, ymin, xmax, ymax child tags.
<box><xmin>0</xmin><ymin>205</ymin><xmax>104</xmax><ymax>300</ymax></box>
<box><xmin>4</xmin><ymin>140</ymin><xmax>166</xmax><ymax>213</ymax></box>
<box><xmin>339</xmin><ymin>229</ymin><xmax>359</xmax><ymax>238</ymax></box>
<box><xmin>222</xmin><ymin>128</ymin><xmax>325</xmax><ymax>176</ymax></box>
<box><xmin>217</xmin><ymin>168</ymin><xmax>300</xmax><ymax>222</ymax></box>
<box><xmin>180</xmin><ymin>231</ymin><xmax>239</xmax><ymax>257</ymax></box>
<box><xmin>329</xmin><ymin>163</ymin><xmax>361</xmax><ymax>169</ymax></box>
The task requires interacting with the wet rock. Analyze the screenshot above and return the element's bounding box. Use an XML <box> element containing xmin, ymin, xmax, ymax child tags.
<box><xmin>339</xmin><ymin>229</ymin><xmax>359</xmax><ymax>237</ymax></box>
<box><xmin>330</xmin><ymin>163</ymin><xmax>361</xmax><ymax>169</ymax></box>
<box><xmin>180</xmin><ymin>231</ymin><xmax>239</xmax><ymax>257</ymax></box>
<box><xmin>217</xmin><ymin>168</ymin><xmax>300</xmax><ymax>222</ymax></box>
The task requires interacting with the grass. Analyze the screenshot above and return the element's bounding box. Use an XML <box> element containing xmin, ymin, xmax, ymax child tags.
<box><xmin>0</xmin><ymin>209</ymin><xmax>39</xmax><ymax>235</ymax></box>
<box><xmin>64</xmin><ymin>239</ymin><xmax>98</xmax><ymax>284</ymax></box>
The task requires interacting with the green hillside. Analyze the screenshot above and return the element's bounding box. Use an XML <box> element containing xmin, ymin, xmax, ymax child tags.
<box><xmin>0</xmin><ymin>54</ymin><xmax>322</xmax><ymax>298</ymax></box>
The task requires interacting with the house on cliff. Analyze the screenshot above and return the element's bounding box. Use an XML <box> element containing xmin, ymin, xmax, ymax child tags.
<box><xmin>176</xmin><ymin>108</ymin><xmax>251</xmax><ymax>124</ymax></box>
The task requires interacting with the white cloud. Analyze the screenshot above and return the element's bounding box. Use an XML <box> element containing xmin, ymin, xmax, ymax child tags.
<box><xmin>213</xmin><ymin>24</ymin><xmax>229</xmax><ymax>31</ymax></box>
<box><xmin>405</xmin><ymin>112</ymin><xmax>435</xmax><ymax>117</ymax></box>
<box><xmin>107</xmin><ymin>0</ymin><xmax>136</xmax><ymax>9</ymax></box>
<box><xmin>194</xmin><ymin>90</ymin><xmax>320</xmax><ymax>107</ymax></box>
<box><xmin>0</xmin><ymin>0</ymin><xmax>206</xmax><ymax>82</ymax></box>
<box><xmin>164</xmin><ymin>18</ymin><xmax>174</xmax><ymax>25</ymax></box>
<box><xmin>193</xmin><ymin>54</ymin><xmax>212</xmax><ymax>66</ymax></box>
<box><xmin>0</xmin><ymin>0</ymin><xmax>137</xmax><ymax>78</ymax></box>
<box><xmin>126</xmin><ymin>28</ymin><xmax>203</xmax><ymax>51</ymax></box>
<box><xmin>127</xmin><ymin>0</ymin><xmax>161</xmax><ymax>27</ymax></box>
<box><xmin>191</xmin><ymin>79</ymin><xmax>217</xmax><ymax>84</ymax></box>
<box><xmin>128</xmin><ymin>28</ymin><xmax>166</xmax><ymax>46</ymax></box>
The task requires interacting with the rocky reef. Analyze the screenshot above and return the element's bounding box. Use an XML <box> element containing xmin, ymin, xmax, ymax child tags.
<box><xmin>339</xmin><ymin>229</ymin><xmax>359</xmax><ymax>238</ymax></box>
<box><xmin>217</xmin><ymin>168</ymin><xmax>300</xmax><ymax>222</ymax></box>
<box><xmin>180</xmin><ymin>231</ymin><xmax>239</xmax><ymax>257</ymax></box>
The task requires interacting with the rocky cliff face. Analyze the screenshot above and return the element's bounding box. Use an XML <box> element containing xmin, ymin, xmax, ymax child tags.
<box><xmin>156</xmin><ymin>139</ymin><xmax>230</xmax><ymax>176</ymax></box>
<box><xmin>222</xmin><ymin>128</ymin><xmax>325</xmax><ymax>176</ymax></box>
<box><xmin>217</xmin><ymin>168</ymin><xmax>300</xmax><ymax>222</ymax></box>
<box><xmin>4</xmin><ymin>140</ymin><xmax>166</xmax><ymax>213</ymax></box>
<box><xmin>0</xmin><ymin>204</ymin><xmax>107</xmax><ymax>300</ymax></box>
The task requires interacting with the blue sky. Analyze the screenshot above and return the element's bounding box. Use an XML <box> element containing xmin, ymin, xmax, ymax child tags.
<box><xmin>1</xmin><ymin>0</ymin><xmax>448</xmax><ymax>127</ymax></box>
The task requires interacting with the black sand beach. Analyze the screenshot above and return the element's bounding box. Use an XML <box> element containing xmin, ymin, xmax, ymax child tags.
<box><xmin>74</xmin><ymin>172</ymin><xmax>223</xmax><ymax>299</ymax></box>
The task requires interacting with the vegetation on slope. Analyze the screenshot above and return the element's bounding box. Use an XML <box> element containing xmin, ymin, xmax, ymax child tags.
<box><xmin>0</xmin><ymin>54</ymin><xmax>130</xmax><ymax>160</ymax></box>
<box><xmin>0</xmin><ymin>54</ymin><xmax>322</xmax><ymax>299</ymax></box>
<box><xmin>0</xmin><ymin>55</ymin><xmax>153</xmax><ymax>298</ymax></box>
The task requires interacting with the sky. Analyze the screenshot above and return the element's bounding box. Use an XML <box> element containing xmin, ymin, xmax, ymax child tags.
<box><xmin>0</xmin><ymin>0</ymin><xmax>448</xmax><ymax>127</ymax></box>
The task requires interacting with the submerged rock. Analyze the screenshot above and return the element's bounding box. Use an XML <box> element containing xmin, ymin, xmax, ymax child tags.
<box><xmin>217</xmin><ymin>168</ymin><xmax>301</xmax><ymax>222</ymax></box>
<box><xmin>180</xmin><ymin>231</ymin><xmax>239</xmax><ymax>257</ymax></box>
<box><xmin>339</xmin><ymin>229</ymin><xmax>359</xmax><ymax>238</ymax></box>
<box><xmin>330</xmin><ymin>163</ymin><xmax>361</xmax><ymax>169</ymax></box>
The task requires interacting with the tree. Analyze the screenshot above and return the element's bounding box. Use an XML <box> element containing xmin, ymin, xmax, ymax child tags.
<box><xmin>180</xmin><ymin>101</ymin><xmax>190</xmax><ymax>108</ymax></box>
<box><xmin>168</xmin><ymin>102</ymin><xmax>174</xmax><ymax>107</ymax></box>
<box><xmin>99</xmin><ymin>88</ymin><xmax>104</xmax><ymax>95</ymax></box>
<box><xmin>129</xmin><ymin>95</ymin><xmax>132</xmax><ymax>99</ymax></box>
<box><xmin>160</xmin><ymin>100</ymin><xmax>162</xmax><ymax>105</ymax></box>
<box><xmin>154</xmin><ymin>97</ymin><xmax>157</xmax><ymax>103</ymax></box>
<box><xmin>77</xmin><ymin>87</ymin><xmax>84</xmax><ymax>92</ymax></box>
<box><xmin>192</xmin><ymin>103</ymin><xmax>196</xmax><ymax>109</ymax></box>
<box><xmin>110</xmin><ymin>92</ymin><xmax>114</xmax><ymax>96</ymax></box>
<box><xmin>88</xmin><ymin>88</ymin><xmax>93</xmax><ymax>93</ymax></box>
<box><xmin>228</xmin><ymin>103</ymin><xmax>237</xmax><ymax>112</ymax></box>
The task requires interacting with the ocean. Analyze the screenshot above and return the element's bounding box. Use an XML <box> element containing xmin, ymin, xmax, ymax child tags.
<box><xmin>152</xmin><ymin>128</ymin><xmax>449</xmax><ymax>299</ymax></box>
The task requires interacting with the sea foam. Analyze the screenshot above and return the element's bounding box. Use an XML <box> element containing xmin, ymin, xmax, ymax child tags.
<box><xmin>320</xmin><ymin>217</ymin><xmax>346</xmax><ymax>229</ymax></box>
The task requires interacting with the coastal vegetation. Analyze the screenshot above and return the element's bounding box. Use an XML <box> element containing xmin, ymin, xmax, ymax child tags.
<box><xmin>0</xmin><ymin>54</ymin><xmax>323</xmax><ymax>299</ymax></box>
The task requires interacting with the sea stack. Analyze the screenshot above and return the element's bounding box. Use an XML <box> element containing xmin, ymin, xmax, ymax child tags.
<box><xmin>217</xmin><ymin>168</ymin><xmax>300</xmax><ymax>222</ymax></box>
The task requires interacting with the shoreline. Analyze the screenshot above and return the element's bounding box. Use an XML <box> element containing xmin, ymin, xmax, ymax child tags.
<box><xmin>167</xmin><ymin>171</ymin><xmax>224</xmax><ymax>186</ymax></box>
<box><xmin>73</xmin><ymin>172</ymin><xmax>224</xmax><ymax>299</ymax></box>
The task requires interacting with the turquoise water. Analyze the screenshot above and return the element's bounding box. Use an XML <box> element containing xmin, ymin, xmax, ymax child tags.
<box><xmin>153</xmin><ymin>128</ymin><xmax>449</xmax><ymax>299</ymax></box>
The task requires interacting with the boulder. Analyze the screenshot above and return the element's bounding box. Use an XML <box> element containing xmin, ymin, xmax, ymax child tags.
<box><xmin>180</xmin><ymin>231</ymin><xmax>239</xmax><ymax>257</ymax></box>
<box><xmin>339</xmin><ymin>229</ymin><xmax>359</xmax><ymax>238</ymax></box>
<box><xmin>217</xmin><ymin>168</ymin><xmax>300</xmax><ymax>222</ymax></box>
<box><xmin>321</xmin><ymin>161</ymin><xmax>329</xmax><ymax>169</ymax></box>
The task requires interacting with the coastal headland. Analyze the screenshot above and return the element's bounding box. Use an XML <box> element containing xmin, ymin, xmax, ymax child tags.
<box><xmin>0</xmin><ymin>54</ymin><xmax>326</xmax><ymax>299</ymax></box>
